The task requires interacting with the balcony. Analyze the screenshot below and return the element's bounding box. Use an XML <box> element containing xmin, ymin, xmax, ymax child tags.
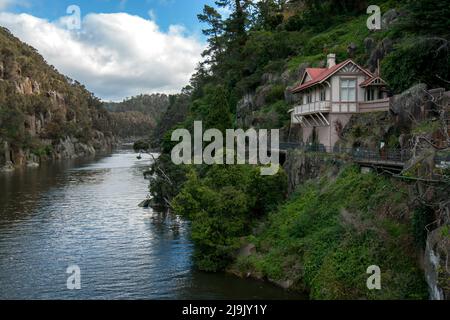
<box><xmin>293</xmin><ymin>101</ymin><xmax>331</xmax><ymax>116</ymax></box>
<box><xmin>358</xmin><ymin>98</ymin><xmax>391</xmax><ymax>113</ymax></box>
<box><xmin>292</xmin><ymin>98</ymin><xmax>391</xmax><ymax>117</ymax></box>
<box><xmin>291</xmin><ymin>101</ymin><xmax>331</xmax><ymax>127</ymax></box>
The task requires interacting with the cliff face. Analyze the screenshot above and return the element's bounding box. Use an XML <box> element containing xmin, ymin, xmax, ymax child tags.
<box><xmin>0</xmin><ymin>27</ymin><xmax>116</xmax><ymax>171</ymax></box>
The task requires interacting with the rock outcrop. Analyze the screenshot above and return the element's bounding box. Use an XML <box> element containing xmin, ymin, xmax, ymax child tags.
<box><xmin>0</xmin><ymin>27</ymin><xmax>117</xmax><ymax>172</ymax></box>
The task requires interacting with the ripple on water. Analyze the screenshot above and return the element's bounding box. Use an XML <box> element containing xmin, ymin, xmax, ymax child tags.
<box><xmin>0</xmin><ymin>149</ymin><xmax>305</xmax><ymax>300</ymax></box>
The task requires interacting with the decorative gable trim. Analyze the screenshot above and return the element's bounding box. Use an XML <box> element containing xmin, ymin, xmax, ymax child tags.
<box><xmin>360</xmin><ymin>76</ymin><xmax>387</xmax><ymax>87</ymax></box>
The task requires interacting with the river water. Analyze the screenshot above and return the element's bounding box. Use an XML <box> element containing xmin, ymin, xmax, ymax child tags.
<box><xmin>0</xmin><ymin>147</ymin><xmax>302</xmax><ymax>300</ymax></box>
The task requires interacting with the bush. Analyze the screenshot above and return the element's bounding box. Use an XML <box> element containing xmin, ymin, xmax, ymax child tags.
<box><xmin>235</xmin><ymin>166</ymin><xmax>428</xmax><ymax>299</ymax></box>
<box><xmin>382</xmin><ymin>38</ymin><xmax>450</xmax><ymax>93</ymax></box>
<box><xmin>133</xmin><ymin>140</ymin><xmax>150</xmax><ymax>152</ymax></box>
<box><xmin>265</xmin><ymin>85</ymin><xmax>285</xmax><ymax>105</ymax></box>
<box><xmin>173</xmin><ymin>165</ymin><xmax>287</xmax><ymax>271</ymax></box>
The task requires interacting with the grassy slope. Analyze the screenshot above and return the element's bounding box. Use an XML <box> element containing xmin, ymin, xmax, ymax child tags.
<box><xmin>233</xmin><ymin>165</ymin><xmax>428</xmax><ymax>299</ymax></box>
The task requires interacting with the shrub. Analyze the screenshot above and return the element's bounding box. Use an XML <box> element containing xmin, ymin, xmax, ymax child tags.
<box><xmin>382</xmin><ymin>38</ymin><xmax>450</xmax><ymax>93</ymax></box>
<box><xmin>173</xmin><ymin>165</ymin><xmax>287</xmax><ymax>271</ymax></box>
<box><xmin>133</xmin><ymin>140</ymin><xmax>150</xmax><ymax>152</ymax></box>
<box><xmin>235</xmin><ymin>166</ymin><xmax>428</xmax><ymax>299</ymax></box>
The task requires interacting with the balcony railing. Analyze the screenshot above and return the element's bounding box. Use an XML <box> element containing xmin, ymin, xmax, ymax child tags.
<box><xmin>359</xmin><ymin>98</ymin><xmax>391</xmax><ymax>112</ymax></box>
<box><xmin>292</xmin><ymin>98</ymin><xmax>391</xmax><ymax>116</ymax></box>
<box><xmin>293</xmin><ymin>101</ymin><xmax>331</xmax><ymax>115</ymax></box>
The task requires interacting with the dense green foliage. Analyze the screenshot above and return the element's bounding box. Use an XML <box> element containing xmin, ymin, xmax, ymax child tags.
<box><xmin>133</xmin><ymin>140</ymin><xmax>150</xmax><ymax>152</ymax></box>
<box><xmin>104</xmin><ymin>94</ymin><xmax>169</xmax><ymax>116</ymax></box>
<box><xmin>234</xmin><ymin>165</ymin><xmax>428</xmax><ymax>299</ymax></box>
<box><xmin>147</xmin><ymin>0</ymin><xmax>447</xmax><ymax>298</ymax></box>
<box><xmin>104</xmin><ymin>94</ymin><xmax>170</xmax><ymax>138</ymax></box>
<box><xmin>381</xmin><ymin>0</ymin><xmax>450</xmax><ymax>92</ymax></box>
<box><xmin>173</xmin><ymin>165</ymin><xmax>287</xmax><ymax>271</ymax></box>
<box><xmin>382</xmin><ymin>37</ymin><xmax>450</xmax><ymax>93</ymax></box>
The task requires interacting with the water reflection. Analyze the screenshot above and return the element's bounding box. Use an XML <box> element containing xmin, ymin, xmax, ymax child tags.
<box><xmin>0</xmin><ymin>147</ymin><xmax>304</xmax><ymax>300</ymax></box>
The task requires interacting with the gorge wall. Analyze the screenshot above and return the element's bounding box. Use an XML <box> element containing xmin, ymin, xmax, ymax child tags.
<box><xmin>0</xmin><ymin>27</ymin><xmax>117</xmax><ymax>171</ymax></box>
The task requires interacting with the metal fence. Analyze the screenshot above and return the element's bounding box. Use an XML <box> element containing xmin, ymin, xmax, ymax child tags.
<box><xmin>279</xmin><ymin>142</ymin><xmax>414</xmax><ymax>164</ymax></box>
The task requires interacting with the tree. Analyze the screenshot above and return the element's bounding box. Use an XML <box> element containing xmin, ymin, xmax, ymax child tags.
<box><xmin>191</xmin><ymin>84</ymin><xmax>233</xmax><ymax>133</ymax></box>
<box><xmin>400</xmin><ymin>0</ymin><xmax>450</xmax><ymax>37</ymax></box>
<box><xmin>215</xmin><ymin>0</ymin><xmax>252</xmax><ymax>43</ymax></box>
<box><xmin>198</xmin><ymin>5</ymin><xmax>225</xmax><ymax>65</ymax></box>
<box><xmin>254</xmin><ymin>0</ymin><xmax>286</xmax><ymax>31</ymax></box>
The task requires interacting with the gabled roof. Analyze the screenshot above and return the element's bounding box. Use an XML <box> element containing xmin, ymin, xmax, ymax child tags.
<box><xmin>360</xmin><ymin>75</ymin><xmax>387</xmax><ymax>87</ymax></box>
<box><xmin>298</xmin><ymin>68</ymin><xmax>326</xmax><ymax>85</ymax></box>
<box><xmin>292</xmin><ymin>59</ymin><xmax>375</xmax><ymax>93</ymax></box>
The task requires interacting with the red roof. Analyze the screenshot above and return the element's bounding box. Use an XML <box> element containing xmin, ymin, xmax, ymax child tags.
<box><xmin>306</xmin><ymin>68</ymin><xmax>326</xmax><ymax>79</ymax></box>
<box><xmin>292</xmin><ymin>59</ymin><xmax>374</xmax><ymax>93</ymax></box>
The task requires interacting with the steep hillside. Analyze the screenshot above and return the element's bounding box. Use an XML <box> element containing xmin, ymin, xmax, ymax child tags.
<box><xmin>104</xmin><ymin>94</ymin><xmax>170</xmax><ymax>138</ymax></box>
<box><xmin>0</xmin><ymin>27</ymin><xmax>115</xmax><ymax>170</ymax></box>
<box><xmin>104</xmin><ymin>94</ymin><xmax>169</xmax><ymax>116</ymax></box>
<box><xmin>147</xmin><ymin>0</ymin><xmax>450</xmax><ymax>299</ymax></box>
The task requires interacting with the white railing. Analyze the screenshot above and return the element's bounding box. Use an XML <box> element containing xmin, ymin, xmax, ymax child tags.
<box><xmin>293</xmin><ymin>99</ymin><xmax>391</xmax><ymax>116</ymax></box>
<box><xmin>293</xmin><ymin>101</ymin><xmax>331</xmax><ymax>115</ymax></box>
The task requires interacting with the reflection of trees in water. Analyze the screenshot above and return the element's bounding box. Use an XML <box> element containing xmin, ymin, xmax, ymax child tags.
<box><xmin>148</xmin><ymin>210</ymin><xmax>186</xmax><ymax>239</ymax></box>
<box><xmin>0</xmin><ymin>160</ymin><xmax>108</xmax><ymax>225</ymax></box>
<box><xmin>67</xmin><ymin>169</ymin><xmax>109</xmax><ymax>186</ymax></box>
<box><xmin>0</xmin><ymin>163</ymin><xmax>68</xmax><ymax>223</ymax></box>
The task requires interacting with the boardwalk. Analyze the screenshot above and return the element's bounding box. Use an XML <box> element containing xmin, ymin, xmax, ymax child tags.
<box><xmin>279</xmin><ymin>142</ymin><xmax>411</xmax><ymax>171</ymax></box>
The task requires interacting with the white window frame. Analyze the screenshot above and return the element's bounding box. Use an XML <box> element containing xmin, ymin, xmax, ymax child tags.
<box><xmin>340</xmin><ymin>78</ymin><xmax>357</xmax><ymax>102</ymax></box>
<box><xmin>320</xmin><ymin>87</ymin><xmax>326</xmax><ymax>101</ymax></box>
<box><xmin>306</xmin><ymin>91</ymin><xmax>312</xmax><ymax>104</ymax></box>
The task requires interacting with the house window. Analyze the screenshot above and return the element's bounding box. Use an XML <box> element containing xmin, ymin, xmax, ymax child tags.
<box><xmin>340</xmin><ymin>79</ymin><xmax>356</xmax><ymax>102</ymax></box>
<box><xmin>378</xmin><ymin>90</ymin><xmax>384</xmax><ymax>100</ymax></box>
<box><xmin>306</xmin><ymin>91</ymin><xmax>312</xmax><ymax>103</ymax></box>
<box><xmin>366</xmin><ymin>88</ymin><xmax>375</xmax><ymax>101</ymax></box>
<box><xmin>320</xmin><ymin>88</ymin><xmax>326</xmax><ymax>101</ymax></box>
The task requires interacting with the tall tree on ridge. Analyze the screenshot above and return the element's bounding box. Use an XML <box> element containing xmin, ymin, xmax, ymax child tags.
<box><xmin>197</xmin><ymin>5</ymin><xmax>225</xmax><ymax>66</ymax></box>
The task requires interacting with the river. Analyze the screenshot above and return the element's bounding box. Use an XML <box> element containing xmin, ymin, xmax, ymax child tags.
<box><xmin>0</xmin><ymin>146</ymin><xmax>302</xmax><ymax>300</ymax></box>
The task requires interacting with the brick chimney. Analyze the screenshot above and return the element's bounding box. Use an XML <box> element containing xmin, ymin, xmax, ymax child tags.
<box><xmin>327</xmin><ymin>53</ymin><xmax>336</xmax><ymax>68</ymax></box>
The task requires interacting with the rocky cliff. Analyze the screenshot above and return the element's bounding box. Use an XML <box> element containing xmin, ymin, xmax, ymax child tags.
<box><xmin>0</xmin><ymin>27</ymin><xmax>116</xmax><ymax>171</ymax></box>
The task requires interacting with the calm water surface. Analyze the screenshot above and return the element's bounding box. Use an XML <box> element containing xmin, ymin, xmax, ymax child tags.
<box><xmin>0</xmin><ymin>147</ymin><xmax>303</xmax><ymax>299</ymax></box>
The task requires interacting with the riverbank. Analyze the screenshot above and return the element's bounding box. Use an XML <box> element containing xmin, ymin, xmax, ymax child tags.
<box><xmin>0</xmin><ymin>133</ymin><xmax>118</xmax><ymax>173</ymax></box>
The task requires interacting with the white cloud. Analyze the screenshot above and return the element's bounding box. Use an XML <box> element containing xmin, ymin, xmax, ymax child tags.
<box><xmin>0</xmin><ymin>0</ymin><xmax>28</xmax><ymax>10</ymax></box>
<box><xmin>148</xmin><ymin>9</ymin><xmax>156</xmax><ymax>21</ymax></box>
<box><xmin>0</xmin><ymin>12</ymin><xmax>205</xmax><ymax>101</ymax></box>
<box><xmin>0</xmin><ymin>0</ymin><xmax>14</xmax><ymax>10</ymax></box>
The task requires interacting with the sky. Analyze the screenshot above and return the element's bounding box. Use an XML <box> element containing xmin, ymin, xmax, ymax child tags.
<box><xmin>0</xmin><ymin>0</ymin><xmax>221</xmax><ymax>101</ymax></box>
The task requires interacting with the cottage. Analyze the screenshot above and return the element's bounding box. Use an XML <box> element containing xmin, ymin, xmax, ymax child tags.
<box><xmin>289</xmin><ymin>53</ymin><xmax>390</xmax><ymax>148</ymax></box>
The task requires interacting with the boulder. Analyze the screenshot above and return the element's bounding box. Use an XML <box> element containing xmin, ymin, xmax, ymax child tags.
<box><xmin>367</xmin><ymin>38</ymin><xmax>393</xmax><ymax>72</ymax></box>
<box><xmin>382</xmin><ymin>9</ymin><xmax>400</xmax><ymax>30</ymax></box>
<box><xmin>237</xmin><ymin>243</ymin><xmax>256</xmax><ymax>258</ymax></box>
<box><xmin>347</xmin><ymin>42</ymin><xmax>357</xmax><ymax>57</ymax></box>
<box><xmin>390</xmin><ymin>83</ymin><xmax>428</xmax><ymax>126</ymax></box>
